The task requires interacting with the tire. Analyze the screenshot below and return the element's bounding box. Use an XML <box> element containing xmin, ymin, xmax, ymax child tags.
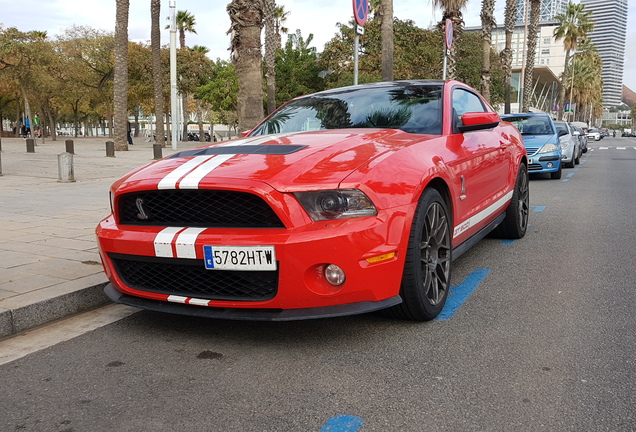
<box><xmin>550</xmin><ymin>163</ymin><xmax>562</xmax><ymax>179</ymax></box>
<box><xmin>386</xmin><ymin>188</ymin><xmax>451</xmax><ymax>321</ymax></box>
<box><xmin>575</xmin><ymin>148</ymin><xmax>581</xmax><ymax>165</ymax></box>
<box><xmin>493</xmin><ymin>163</ymin><xmax>529</xmax><ymax>239</ymax></box>
<box><xmin>565</xmin><ymin>153</ymin><xmax>575</xmax><ymax>168</ymax></box>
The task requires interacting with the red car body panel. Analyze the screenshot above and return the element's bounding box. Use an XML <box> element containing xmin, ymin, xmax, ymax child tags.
<box><xmin>96</xmin><ymin>80</ymin><xmax>526</xmax><ymax>320</ymax></box>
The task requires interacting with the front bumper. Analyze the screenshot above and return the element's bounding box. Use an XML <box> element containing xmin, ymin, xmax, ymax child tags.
<box><xmin>527</xmin><ymin>152</ymin><xmax>561</xmax><ymax>173</ymax></box>
<box><xmin>96</xmin><ymin>204</ymin><xmax>412</xmax><ymax>317</ymax></box>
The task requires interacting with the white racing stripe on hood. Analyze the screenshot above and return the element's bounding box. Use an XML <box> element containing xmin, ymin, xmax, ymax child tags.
<box><xmin>154</xmin><ymin>226</ymin><xmax>185</xmax><ymax>257</ymax></box>
<box><xmin>178</xmin><ymin>154</ymin><xmax>235</xmax><ymax>189</ymax></box>
<box><xmin>174</xmin><ymin>227</ymin><xmax>207</xmax><ymax>258</ymax></box>
<box><xmin>158</xmin><ymin>156</ymin><xmax>214</xmax><ymax>190</ymax></box>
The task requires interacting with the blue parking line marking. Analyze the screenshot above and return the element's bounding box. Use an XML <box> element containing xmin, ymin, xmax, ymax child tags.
<box><xmin>435</xmin><ymin>269</ymin><xmax>491</xmax><ymax>321</ymax></box>
<box><xmin>500</xmin><ymin>240</ymin><xmax>516</xmax><ymax>245</ymax></box>
<box><xmin>321</xmin><ymin>415</ymin><xmax>364</xmax><ymax>432</ymax></box>
<box><xmin>531</xmin><ymin>205</ymin><xmax>546</xmax><ymax>212</ymax></box>
<box><xmin>567</xmin><ymin>172</ymin><xmax>574</xmax><ymax>178</ymax></box>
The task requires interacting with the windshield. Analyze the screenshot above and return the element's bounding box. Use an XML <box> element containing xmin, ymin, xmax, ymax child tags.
<box><xmin>251</xmin><ymin>84</ymin><xmax>443</xmax><ymax>136</ymax></box>
<box><xmin>503</xmin><ymin>116</ymin><xmax>555</xmax><ymax>136</ymax></box>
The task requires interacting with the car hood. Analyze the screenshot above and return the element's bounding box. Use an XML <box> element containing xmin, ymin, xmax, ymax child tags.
<box><xmin>522</xmin><ymin>133</ymin><xmax>558</xmax><ymax>148</ymax></box>
<box><xmin>116</xmin><ymin>129</ymin><xmax>432</xmax><ymax>193</ymax></box>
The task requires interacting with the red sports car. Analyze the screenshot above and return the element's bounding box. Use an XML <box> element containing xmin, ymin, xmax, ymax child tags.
<box><xmin>97</xmin><ymin>80</ymin><xmax>528</xmax><ymax>321</ymax></box>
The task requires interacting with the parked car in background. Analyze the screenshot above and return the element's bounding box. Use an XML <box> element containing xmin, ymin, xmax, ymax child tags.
<box><xmin>97</xmin><ymin>80</ymin><xmax>529</xmax><ymax>322</ymax></box>
<box><xmin>502</xmin><ymin>113</ymin><xmax>562</xmax><ymax>179</ymax></box>
<box><xmin>570</xmin><ymin>124</ymin><xmax>588</xmax><ymax>153</ymax></box>
<box><xmin>587</xmin><ymin>129</ymin><xmax>602</xmax><ymax>141</ymax></box>
<box><xmin>554</xmin><ymin>121</ymin><xmax>580</xmax><ymax>168</ymax></box>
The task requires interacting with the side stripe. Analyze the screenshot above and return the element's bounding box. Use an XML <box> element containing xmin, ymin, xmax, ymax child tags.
<box><xmin>154</xmin><ymin>226</ymin><xmax>185</xmax><ymax>257</ymax></box>
<box><xmin>175</xmin><ymin>227</ymin><xmax>207</xmax><ymax>258</ymax></box>
<box><xmin>178</xmin><ymin>154</ymin><xmax>235</xmax><ymax>189</ymax></box>
<box><xmin>453</xmin><ymin>191</ymin><xmax>514</xmax><ymax>239</ymax></box>
<box><xmin>158</xmin><ymin>156</ymin><xmax>214</xmax><ymax>190</ymax></box>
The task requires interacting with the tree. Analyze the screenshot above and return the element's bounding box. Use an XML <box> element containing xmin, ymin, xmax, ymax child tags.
<box><xmin>554</xmin><ymin>2</ymin><xmax>594</xmax><ymax>120</ymax></box>
<box><xmin>275</xmin><ymin>31</ymin><xmax>325</xmax><ymax>104</ymax></box>
<box><xmin>274</xmin><ymin>5</ymin><xmax>290</xmax><ymax>48</ymax></box>
<box><xmin>522</xmin><ymin>0</ymin><xmax>540</xmax><ymax>112</ymax></box>
<box><xmin>113</xmin><ymin>0</ymin><xmax>130</xmax><ymax>151</ymax></box>
<box><xmin>227</xmin><ymin>0</ymin><xmax>265</xmax><ymax>133</ymax></box>
<box><xmin>501</xmin><ymin>0</ymin><xmax>517</xmax><ymax>113</ymax></box>
<box><xmin>173</xmin><ymin>10</ymin><xmax>197</xmax><ymax>139</ymax></box>
<box><xmin>378</xmin><ymin>0</ymin><xmax>394</xmax><ymax>81</ymax></box>
<box><xmin>264</xmin><ymin>0</ymin><xmax>277</xmax><ymax>114</ymax></box>
<box><xmin>480</xmin><ymin>0</ymin><xmax>496</xmax><ymax>101</ymax></box>
<box><xmin>432</xmin><ymin>0</ymin><xmax>469</xmax><ymax>80</ymax></box>
<box><xmin>151</xmin><ymin>0</ymin><xmax>165</xmax><ymax>146</ymax></box>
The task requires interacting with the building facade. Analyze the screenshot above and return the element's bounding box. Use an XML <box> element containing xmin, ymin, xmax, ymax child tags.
<box><xmin>580</xmin><ymin>0</ymin><xmax>628</xmax><ymax>107</ymax></box>
<box><xmin>516</xmin><ymin>0</ymin><xmax>568</xmax><ymax>23</ymax></box>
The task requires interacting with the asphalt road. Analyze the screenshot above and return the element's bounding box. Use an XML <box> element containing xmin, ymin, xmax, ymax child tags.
<box><xmin>1</xmin><ymin>137</ymin><xmax>635</xmax><ymax>432</ymax></box>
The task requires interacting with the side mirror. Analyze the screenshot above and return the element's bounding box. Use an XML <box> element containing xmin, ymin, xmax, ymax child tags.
<box><xmin>558</xmin><ymin>129</ymin><xmax>568</xmax><ymax>137</ymax></box>
<box><xmin>457</xmin><ymin>112</ymin><xmax>500</xmax><ymax>133</ymax></box>
<box><xmin>572</xmin><ymin>130</ymin><xmax>580</xmax><ymax>136</ymax></box>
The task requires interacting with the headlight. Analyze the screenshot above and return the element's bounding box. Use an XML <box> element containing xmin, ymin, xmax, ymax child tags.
<box><xmin>109</xmin><ymin>190</ymin><xmax>115</xmax><ymax>214</ymax></box>
<box><xmin>538</xmin><ymin>143</ymin><xmax>559</xmax><ymax>153</ymax></box>
<box><xmin>294</xmin><ymin>189</ymin><xmax>377</xmax><ymax>221</ymax></box>
<box><xmin>560</xmin><ymin>140</ymin><xmax>570</xmax><ymax>149</ymax></box>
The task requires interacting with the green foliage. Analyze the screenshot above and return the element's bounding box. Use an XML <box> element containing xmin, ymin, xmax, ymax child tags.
<box><xmin>274</xmin><ymin>30</ymin><xmax>325</xmax><ymax>106</ymax></box>
<box><xmin>195</xmin><ymin>59</ymin><xmax>238</xmax><ymax>125</ymax></box>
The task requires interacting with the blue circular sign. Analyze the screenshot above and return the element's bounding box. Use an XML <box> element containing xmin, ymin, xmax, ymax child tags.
<box><xmin>445</xmin><ymin>19</ymin><xmax>453</xmax><ymax>49</ymax></box>
<box><xmin>353</xmin><ymin>0</ymin><xmax>368</xmax><ymax>26</ymax></box>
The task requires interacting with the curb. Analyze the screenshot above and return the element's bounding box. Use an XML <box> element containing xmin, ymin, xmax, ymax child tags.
<box><xmin>0</xmin><ymin>274</ymin><xmax>111</xmax><ymax>339</ymax></box>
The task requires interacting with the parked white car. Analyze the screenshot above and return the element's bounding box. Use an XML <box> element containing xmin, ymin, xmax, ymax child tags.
<box><xmin>586</xmin><ymin>129</ymin><xmax>601</xmax><ymax>141</ymax></box>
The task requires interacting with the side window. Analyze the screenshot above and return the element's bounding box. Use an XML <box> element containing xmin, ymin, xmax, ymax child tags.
<box><xmin>452</xmin><ymin>88</ymin><xmax>486</xmax><ymax>116</ymax></box>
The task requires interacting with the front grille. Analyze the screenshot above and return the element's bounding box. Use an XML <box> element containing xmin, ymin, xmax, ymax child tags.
<box><xmin>110</xmin><ymin>253</ymin><xmax>278</xmax><ymax>301</ymax></box>
<box><xmin>118</xmin><ymin>190</ymin><xmax>285</xmax><ymax>228</ymax></box>
<box><xmin>525</xmin><ymin>147</ymin><xmax>539</xmax><ymax>155</ymax></box>
<box><xmin>528</xmin><ymin>163</ymin><xmax>543</xmax><ymax>171</ymax></box>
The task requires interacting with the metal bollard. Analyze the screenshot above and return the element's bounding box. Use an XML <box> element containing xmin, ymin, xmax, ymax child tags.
<box><xmin>57</xmin><ymin>152</ymin><xmax>75</xmax><ymax>182</ymax></box>
<box><xmin>153</xmin><ymin>143</ymin><xmax>163</xmax><ymax>160</ymax></box>
<box><xmin>65</xmin><ymin>139</ymin><xmax>75</xmax><ymax>154</ymax></box>
<box><xmin>26</xmin><ymin>138</ymin><xmax>35</xmax><ymax>153</ymax></box>
<box><xmin>105</xmin><ymin>141</ymin><xmax>115</xmax><ymax>157</ymax></box>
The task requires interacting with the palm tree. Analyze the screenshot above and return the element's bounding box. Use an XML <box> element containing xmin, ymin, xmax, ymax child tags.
<box><xmin>174</xmin><ymin>10</ymin><xmax>197</xmax><ymax>49</ymax></box>
<box><xmin>151</xmin><ymin>0</ymin><xmax>165</xmax><ymax>147</ymax></box>
<box><xmin>168</xmin><ymin>10</ymin><xmax>197</xmax><ymax>139</ymax></box>
<box><xmin>522</xmin><ymin>0</ymin><xmax>540</xmax><ymax>112</ymax></box>
<box><xmin>227</xmin><ymin>0</ymin><xmax>265</xmax><ymax>133</ymax></box>
<box><xmin>554</xmin><ymin>2</ymin><xmax>594</xmax><ymax>120</ymax></box>
<box><xmin>264</xmin><ymin>0</ymin><xmax>277</xmax><ymax>114</ymax></box>
<box><xmin>113</xmin><ymin>0</ymin><xmax>129</xmax><ymax>151</ymax></box>
<box><xmin>191</xmin><ymin>45</ymin><xmax>210</xmax><ymax>140</ymax></box>
<box><xmin>274</xmin><ymin>5</ymin><xmax>290</xmax><ymax>48</ymax></box>
<box><xmin>480</xmin><ymin>0</ymin><xmax>496</xmax><ymax>101</ymax></box>
<box><xmin>501</xmin><ymin>0</ymin><xmax>517</xmax><ymax>113</ymax></box>
<box><xmin>432</xmin><ymin>0</ymin><xmax>469</xmax><ymax>80</ymax></box>
<box><xmin>380</xmin><ymin>0</ymin><xmax>394</xmax><ymax>81</ymax></box>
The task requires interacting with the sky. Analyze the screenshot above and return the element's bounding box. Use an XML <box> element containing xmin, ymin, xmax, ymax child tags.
<box><xmin>2</xmin><ymin>0</ymin><xmax>636</xmax><ymax>93</ymax></box>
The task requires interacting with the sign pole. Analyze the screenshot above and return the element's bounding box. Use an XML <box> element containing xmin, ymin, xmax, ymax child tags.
<box><xmin>443</xmin><ymin>19</ymin><xmax>452</xmax><ymax>81</ymax></box>
<box><xmin>352</xmin><ymin>0</ymin><xmax>368</xmax><ymax>86</ymax></box>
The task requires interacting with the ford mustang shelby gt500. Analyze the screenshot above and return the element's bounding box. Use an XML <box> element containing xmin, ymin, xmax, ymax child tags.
<box><xmin>97</xmin><ymin>80</ymin><xmax>528</xmax><ymax>321</ymax></box>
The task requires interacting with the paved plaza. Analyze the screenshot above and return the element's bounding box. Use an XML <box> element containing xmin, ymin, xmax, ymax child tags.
<box><xmin>0</xmin><ymin>136</ymin><xmax>202</xmax><ymax>338</ymax></box>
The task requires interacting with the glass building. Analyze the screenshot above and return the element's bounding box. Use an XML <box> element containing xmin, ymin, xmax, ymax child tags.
<box><xmin>580</xmin><ymin>0</ymin><xmax>628</xmax><ymax>107</ymax></box>
<box><xmin>516</xmin><ymin>0</ymin><xmax>568</xmax><ymax>23</ymax></box>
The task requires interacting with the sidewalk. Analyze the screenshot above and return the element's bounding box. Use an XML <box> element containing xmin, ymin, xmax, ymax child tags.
<box><xmin>0</xmin><ymin>136</ymin><xmax>202</xmax><ymax>338</ymax></box>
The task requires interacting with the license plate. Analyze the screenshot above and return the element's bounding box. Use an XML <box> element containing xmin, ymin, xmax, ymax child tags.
<box><xmin>203</xmin><ymin>245</ymin><xmax>276</xmax><ymax>271</ymax></box>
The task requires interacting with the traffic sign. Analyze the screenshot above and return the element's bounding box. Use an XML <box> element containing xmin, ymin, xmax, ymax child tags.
<box><xmin>445</xmin><ymin>19</ymin><xmax>453</xmax><ymax>49</ymax></box>
<box><xmin>353</xmin><ymin>0</ymin><xmax>368</xmax><ymax>26</ymax></box>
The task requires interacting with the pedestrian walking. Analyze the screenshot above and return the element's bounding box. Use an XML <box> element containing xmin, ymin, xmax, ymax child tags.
<box><xmin>127</xmin><ymin>121</ymin><xmax>133</xmax><ymax>145</ymax></box>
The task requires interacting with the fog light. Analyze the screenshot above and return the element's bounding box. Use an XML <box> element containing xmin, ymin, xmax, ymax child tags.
<box><xmin>547</xmin><ymin>162</ymin><xmax>553</xmax><ymax>168</ymax></box>
<box><xmin>324</xmin><ymin>264</ymin><xmax>346</xmax><ymax>286</ymax></box>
